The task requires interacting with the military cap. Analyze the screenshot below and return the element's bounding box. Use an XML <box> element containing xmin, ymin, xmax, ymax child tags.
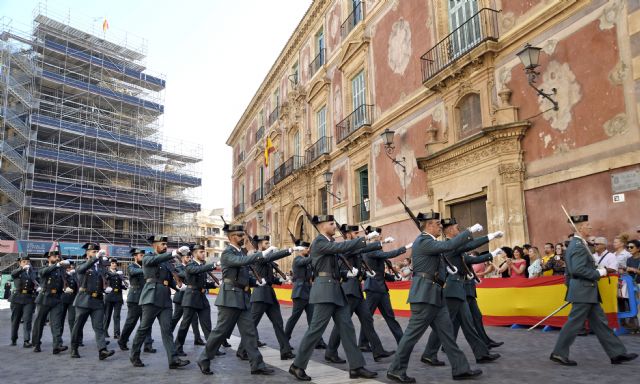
<box><xmin>253</xmin><ymin>235</ymin><xmax>270</xmax><ymax>242</ymax></box>
<box><xmin>190</xmin><ymin>244</ymin><xmax>206</xmax><ymax>251</ymax></box>
<box><xmin>129</xmin><ymin>248</ymin><xmax>146</xmax><ymax>255</ymax></box>
<box><xmin>416</xmin><ymin>211</ymin><xmax>440</xmax><ymax>221</ymax></box>
<box><xmin>44</xmin><ymin>250</ymin><xmax>60</xmax><ymax>258</ymax></box>
<box><xmin>81</xmin><ymin>242</ymin><xmax>100</xmax><ymax>250</ymax></box>
<box><xmin>339</xmin><ymin>224</ymin><xmax>360</xmax><ymax>233</ymax></box>
<box><xmin>147</xmin><ymin>235</ymin><xmax>168</xmax><ymax>243</ymax></box>
<box><xmin>109</xmin><ymin>258</ymin><xmax>118</xmax><ymax>263</ymax></box>
<box><xmin>224</xmin><ymin>224</ymin><xmax>245</xmax><ymax>233</ymax></box>
<box><xmin>311</xmin><ymin>215</ymin><xmax>334</xmax><ymax>224</ymax></box>
<box><xmin>18</xmin><ymin>255</ymin><xmax>30</xmax><ymax>261</ymax></box>
<box><xmin>441</xmin><ymin>218</ymin><xmax>457</xmax><ymax>227</ymax></box>
<box><xmin>365</xmin><ymin>226</ymin><xmax>382</xmax><ymax>234</ymax></box>
<box><xmin>568</xmin><ymin>215</ymin><xmax>588</xmax><ymax>224</ymax></box>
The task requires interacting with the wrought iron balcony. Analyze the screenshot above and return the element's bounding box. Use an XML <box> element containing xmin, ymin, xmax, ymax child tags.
<box><xmin>268</xmin><ymin>105</ymin><xmax>280</xmax><ymax>126</ymax></box>
<box><xmin>251</xmin><ymin>188</ymin><xmax>264</xmax><ymax>205</ymax></box>
<box><xmin>264</xmin><ymin>177</ymin><xmax>275</xmax><ymax>196</ymax></box>
<box><xmin>255</xmin><ymin>126</ymin><xmax>265</xmax><ymax>143</ymax></box>
<box><xmin>341</xmin><ymin>1</ymin><xmax>364</xmax><ymax>40</ymax></box>
<box><xmin>233</xmin><ymin>203</ymin><xmax>245</xmax><ymax>217</ymax></box>
<box><xmin>273</xmin><ymin>155</ymin><xmax>305</xmax><ymax>185</ymax></box>
<box><xmin>336</xmin><ymin>104</ymin><xmax>374</xmax><ymax>143</ymax></box>
<box><xmin>353</xmin><ymin>200</ymin><xmax>370</xmax><ymax>223</ymax></box>
<box><xmin>420</xmin><ymin>8</ymin><xmax>500</xmax><ymax>84</ymax></box>
<box><xmin>309</xmin><ymin>48</ymin><xmax>326</xmax><ymax>78</ymax></box>
<box><xmin>305</xmin><ymin>136</ymin><xmax>332</xmax><ymax>164</ymax></box>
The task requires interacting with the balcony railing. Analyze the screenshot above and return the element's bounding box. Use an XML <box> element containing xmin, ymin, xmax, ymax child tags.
<box><xmin>309</xmin><ymin>48</ymin><xmax>326</xmax><ymax>78</ymax></box>
<box><xmin>233</xmin><ymin>203</ymin><xmax>246</xmax><ymax>217</ymax></box>
<box><xmin>264</xmin><ymin>177</ymin><xmax>275</xmax><ymax>195</ymax></box>
<box><xmin>305</xmin><ymin>136</ymin><xmax>332</xmax><ymax>164</ymax></box>
<box><xmin>236</xmin><ymin>151</ymin><xmax>245</xmax><ymax>165</ymax></box>
<box><xmin>420</xmin><ymin>8</ymin><xmax>500</xmax><ymax>84</ymax></box>
<box><xmin>341</xmin><ymin>1</ymin><xmax>364</xmax><ymax>39</ymax></box>
<box><xmin>251</xmin><ymin>188</ymin><xmax>264</xmax><ymax>205</ymax></box>
<box><xmin>353</xmin><ymin>200</ymin><xmax>370</xmax><ymax>223</ymax></box>
<box><xmin>273</xmin><ymin>155</ymin><xmax>304</xmax><ymax>185</ymax></box>
<box><xmin>268</xmin><ymin>105</ymin><xmax>280</xmax><ymax>126</ymax></box>
<box><xmin>255</xmin><ymin>126</ymin><xmax>265</xmax><ymax>143</ymax></box>
<box><xmin>336</xmin><ymin>104</ymin><xmax>374</xmax><ymax>143</ymax></box>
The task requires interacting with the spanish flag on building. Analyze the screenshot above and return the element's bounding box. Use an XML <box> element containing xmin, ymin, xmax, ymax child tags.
<box><xmin>264</xmin><ymin>137</ymin><xmax>275</xmax><ymax>167</ymax></box>
<box><xmin>102</xmin><ymin>18</ymin><xmax>109</xmax><ymax>32</ymax></box>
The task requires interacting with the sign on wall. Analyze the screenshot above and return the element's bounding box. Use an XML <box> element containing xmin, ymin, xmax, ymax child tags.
<box><xmin>611</xmin><ymin>168</ymin><xmax>640</xmax><ymax>194</ymax></box>
<box><xmin>58</xmin><ymin>242</ymin><xmax>85</xmax><ymax>257</ymax></box>
<box><xmin>17</xmin><ymin>241</ymin><xmax>53</xmax><ymax>254</ymax></box>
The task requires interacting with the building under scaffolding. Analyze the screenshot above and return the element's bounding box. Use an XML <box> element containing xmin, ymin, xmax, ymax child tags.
<box><xmin>0</xmin><ymin>9</ymin><xmax>202</xmax><ymax>269</ymax></box>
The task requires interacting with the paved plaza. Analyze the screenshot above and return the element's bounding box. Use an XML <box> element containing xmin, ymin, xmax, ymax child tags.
<box><xmin>1</xmin><ymin>297</ymin><xmax>638</xmax><ymax>384</ymax></box>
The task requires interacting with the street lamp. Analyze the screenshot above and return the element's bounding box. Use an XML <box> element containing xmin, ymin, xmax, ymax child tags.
<box><xmin>256</xmin><ymin>211</ymin><xmax>268</xmax><ymax>231</ymax></box>
<box><xmin>516</xmin><ymin>43</ymin><xmax>558</xmax><ymax>111</ymax></box>
<box><xmin>323</xmin><ymin>169</ymin><xmax>341</xmax><ymax>202</ymax></box>
<box><xmin>380</xmin><ymin>129</ymin><xmax>407</xmax><ymax>202</ymax></box>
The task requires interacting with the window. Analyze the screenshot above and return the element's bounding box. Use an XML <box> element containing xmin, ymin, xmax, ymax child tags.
<box><xmin>356</xmin><ymin>166</ymin><xmax>370</xmax><ymax>222</ymax></box>
<box><xmin>319</xmin><ymin>186</ymin><xmax>328</xmax><ymax>215</ymax></box>
<box><xmin>259</xmin><ymin>109</ymin><xmax>264</xmax><ymax>127</ymax></box>
<box><xmin>293</xmin><ymin>130</ymin><xmax>301</xmax><ymax>157</ymax></box>
<box><xmin>316</xmin><ymin>106</ymin><xmax>326</xmax><ymax>138</ymax></box>
<box><xmin>213</xmin><ymin>228</ymin><xmax>220</xmax><ymax>235</ymax></box>
<box><xmin>316</xmin><ymin>28</ymin><xmax>325</xmax><ymax>65</ymax></box>
<box><xmin>449</xmin><ymin>0</ymin><xmax>480</xmax><ymax>57</ymax></box>
<box><xmin>274</xmin><ymin>89</ymin><xmax>280</xmax><ymax>108</ymax></box>
<box><xmin>291</xmin><ymin>62</ymin><xmax>299</xmax><ymax>86</ymax></box>
<box><xmin>457</xmin><ymin>93</ymin><xmax>482</xmax><ymax>137</ymax></box>
<box><xmin>351</xmin><ymin>70</ymin><xmax>366</xmax><ymax>126</ymax></box>
<box><xmin>215</xmin><ymin>240</ymin><xmax>221</xmax><ymax>247</ymax></box>
<box><xmin>240</xmin><ymin>183</ymin><xmax>245</xmax><ymax>206</ymax></box>
<box><xmin>258</xmin><ymin>165</ymin><xmax>264</xmax><ymax>196</ymax></box>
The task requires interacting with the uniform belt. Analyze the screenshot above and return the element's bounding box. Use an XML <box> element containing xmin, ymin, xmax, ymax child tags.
<box><xmin>146</xmin><ymin>278</ymin><xmax>170</xmax><ymax>286</ymax></box>
<box><xmin>317</xmin><ymin>272</ymin><xmax>333</xmax><ymax>277</ymax></box>
<box><xmin>79</xmin><ymin>288</ymin><xmax>103</xmax><ymax>299</ymax></box>
<box><xmin>413</xmin><ymin>272</ymin><xmax>445</xmax><ymax>287</ymax></box>
<box><xmin>20</xmin><ymin>289</ymin><xmax>33</xmax><ymax>294</ymax></box>
<box><xmin>223</xmin><ymin>278</ymin><xmax>250</xmax><ymax>292</ymax></box>
<box><xmin>187</xmin><ymin>285</ymin><xmax>207</xmax><ymax>293</ymax></box>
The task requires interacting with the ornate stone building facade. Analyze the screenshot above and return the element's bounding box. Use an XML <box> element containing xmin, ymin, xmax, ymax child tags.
<box><xmin>227</xmin><ymin>0</ymin><xmax>640</xmax><ymax>272</ymax></box>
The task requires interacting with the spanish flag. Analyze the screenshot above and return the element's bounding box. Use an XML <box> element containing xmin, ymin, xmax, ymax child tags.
<box><xmin>102</xmin><ymin>18</ymin><xmax>109</xmax><ymax>32</ymax></box>
<box><xmin>264</xmin><ymin>137</ymin><xmax>275</xmax><ymax>167</ymax></box>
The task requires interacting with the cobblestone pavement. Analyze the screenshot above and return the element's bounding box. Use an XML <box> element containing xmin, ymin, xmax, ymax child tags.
<box><xmin>1</xmin><ymin>297</ymin><xmax>638</xmax><ymax>384</ymax></box>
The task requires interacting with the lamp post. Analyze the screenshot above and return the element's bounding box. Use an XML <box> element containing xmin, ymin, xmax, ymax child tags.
<box><xmin>516</xmin><ymin>43</ymin><xmax>559</xmax><ymax>111</ymax></box>
<box><xmin>323</xmin><ymin>170</ymin><xmax>342</xmax><ymax>202</ymax></box>
<box><xmin>380</xmin><ymin>128</ymin><xmax>407</xmax><ymax>202</ymax></box>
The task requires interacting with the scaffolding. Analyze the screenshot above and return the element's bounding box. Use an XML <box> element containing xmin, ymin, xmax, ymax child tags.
<box><xmin>0</xmin><ymin>7</ymin><xmax>202</xmax><ymax>266</ymax></box>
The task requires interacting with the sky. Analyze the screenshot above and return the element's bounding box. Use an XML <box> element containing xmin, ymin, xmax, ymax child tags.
<box><xmin>0</xmin><ymin>0</ymin><xmax>312</xmax><ymax>215</ymax></box>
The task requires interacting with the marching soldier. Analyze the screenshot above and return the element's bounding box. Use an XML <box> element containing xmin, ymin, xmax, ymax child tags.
<box><xmin>118</xmin><ymin>248</ymin><xmax>154</xmax><ymax>353</ymax></box>
<box><xmin>421</xmin><ymin>218</ymin><xmax>502</xmax><ymax>366</ymax></box>
<box><xmin>386</xmin><ymin>212</ymin><xmax>483</xmax><ymax>383</ymax></box>
<box><xmin>283</xmin><ymin>240</ymin><xmax>327</xmax><ymax>349</ymax></box>
<box><xmin>237</xmin><ymin>235</ymin><xmax>294</xmax><ymax>360</ymax></box>
<box><xmin>129</xmin><ymin>235</ymin><xmax>190</xmax><ymax>369</ymax></box>
<box><xmin>196</xmin><ymin>223</ymin><xmax>275</xmax><ymax>376</ymax></box>
<box><xmin>32</xmin><ymin>250</ymin><xmax>70</xmax><ymax>354</ymax></box>
<box><xmin>103</xmin><ymin>258</ymin><xmax>125</xmax><ymax>339</ymax></box>
<box><xmin>358</xmin><ymin>226</ymin><xmax>407</xmax><ymax>349</ymax></box>
<box><xmin>174</xmin><ymin>244</ymin><xmax>218</xmax><ymax>354</ymax></box>
<box><xmin>289</xmin><ymin>215</ymin><xmax>379</xmax><ymax>381</ymax></box>
<box><xmin>70</xmin><ymin>243</ymin><xmax>115</xmax><ymax>360</ymax></box>
<box><xmin>10</xmin><ymin>256</ymin><xmax>38</xmax><ymax>348</ymax></box>
<box><xmin>324</xmin><ymin>224</ymin><xmax>394</xmax><ymax>364</ymax></box>
<box><xmin>61</xmin><ymin>260</ymin><xmax>81</xmax><ymax>346</ymax></box>
<box><xmin>462</xmin><ymin>262</ymin><xmax>503</xmax><ymax>349</ymax></box>
<box><xmin>170</xmin><ymin>246</ymin><xmax>205</xmax><ymax>354</ymax></box>
<box><xmin>550</xmin><ymin>214</ymin><xmax>637</xmax><ymax>366</ymax></box>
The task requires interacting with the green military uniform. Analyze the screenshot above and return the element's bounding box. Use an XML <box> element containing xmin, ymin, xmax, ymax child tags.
<box><xmin>118</xmin><ymin>253</ymin><xmax>153</xmax><ymax>351</ymax></box>
<box><xmin>197</xmin><ymin>239</ymin><xmax>270</xmax><ymax>374</ymax></box>
<box><xmin>10</xmin><ymin>259</ymin><xmax>38</xmax><ymax>346</ymax></box>
<box><xmin>61</xmin><ymin>264</ymin><xmax>81</xmax><ymax>345</ymax></box>
<box><xmin>129</xmin><ymin>244</ymin><xmax>185</xmax><ymax>367</ymax></box>
<box><xmin>170</xmin><ymin>260</ymin><xmax>202</xmax><ymax>345</ymax></box>
<box><xmin>551</xmin><ymin>221</ymin><xmax>630</xmax><ymax>363</ymax></box>
<box><xmin>237</xmin><ymin>243</ymin><xmax>292</xmax><ymax>358</ymax></box>
<box><xmin>32</xmin><ymin>252</ymin><xmax>67</xmax><ymax>353</ymax></box>
<box><xmin>388</xmin><ymin>214</ymin><xmax>478</xmax><ymax>381</ymax></box>
<box><xmin>103</xmin><ymin>260</ymin><xmax>125</xmax><ymax>338</ymax></box>
<box><xmin>175</xmin><ymin>250</ymin><xmax>218</xmax><ymax>352</ymax></box>
<box><xmin>292</xmin><ymin>232</ymin><xmax>369</xmax><ymax>371</ymax></box>
<box><xmin>423</xmin><ymin>230</ymin><xmax>495</xmax><ymax>362</ymax></box>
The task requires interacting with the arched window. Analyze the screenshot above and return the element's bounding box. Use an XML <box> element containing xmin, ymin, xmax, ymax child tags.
<box><xmin>457</xmin><ymin>93</ymin><xmax>482</xmax><ymax>138</ymax></box>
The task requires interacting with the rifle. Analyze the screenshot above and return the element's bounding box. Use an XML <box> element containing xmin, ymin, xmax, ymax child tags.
<box><xmin>334</xmin><ymin>219</ymin><xmax>373</xmax><ymax>274</ymax></box>
<box><xmin>220</xmin><ymin>216</ymin><xmax>263</xmax><ymax>282</ymax></box>
<box><xmin>361</xmin><ymin>224</ymin><xmax>401</xmax><ymax>279</ymax></box>
<box><xmin>288</xmin><ymin>228</ymin><xmax>298</xmax><ymax>245</ymax></box>
<box><xmin>396</xmin><ymin>196</ymin><xmax>458</xmax><ymax>275</ymax></box>
<box><xmin>297</xmin><ymin>203</ymin><xmax>354</xmax><ymax>271</ymax></box>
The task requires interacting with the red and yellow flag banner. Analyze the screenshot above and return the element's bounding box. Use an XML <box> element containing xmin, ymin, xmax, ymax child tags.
<box><xmin>264</xmin><ymin>137</ymin><xmax>275</xmax><ymax>167</ymax></box>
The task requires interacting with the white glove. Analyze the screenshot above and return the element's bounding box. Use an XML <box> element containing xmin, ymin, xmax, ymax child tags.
<box><xmin>366</xmin><ymin>231</ymin><xmax>380</xmax><ymax>240</ymax></box>
<box><xmin>383</xmin><ymin>237</ymin><xmax>395</xmax><ymax>244</ymax></box>
<box><xmin>64</xmin><ymin>287</ymin><xmax>73</xmax><ymax>294</ymax></box>
<box><xmin>469</xmin><ymin>223</ymin><xmax>483</xmax><ymax>233</ymax></box>
<box><xmin>178</xmin><ymin>284</ymin><xmax>187</xmax><ymax>291</ymax></box>
<box><xmin>394</xmin><ymin>275</ymin><xmax>402</xmax><ymax>281</ymax></box>
<box><xmin>446</xmin><ymin>266</ymin><xmax>459</xmax><ymax>275</ymax></box>
<box><xmin>278</xmin><ymin>277</ymin><xmax>286</xmax><ymax>284</ymax></box>
<box><xmin>490</xmin><ymin>248</ymin><xmax>502</xmax><ymax>257</ymax></box>
<box><xmin>404</xmin><ymin>243</ymin><xmax>413</xmax><ymax>250</ymax></box>
<box><xmin>293</xmin><ymin>246</ymin><xmax>306</xmax><ymax>252</ymax></box>
<box><xmin>263</xmin><ymin>246</ymin><xmax>278</xmax><ymax>255</ymax></box>
<box><xmin>104</xmin><ymin>287</ymin><xmax>113</xmax><ymax>294</ymax></box>
<box><xmin>101</xmin><ymin>256</ymin><xmax>108</xmax><ymax>262</ymax></box>
<box><xmin>597</xmin><ymin>268</ymin><xmax>607</xmax><ymax>277</ymax></box>
<box><xmin>346</xmin><ymin>267</ymin><xmax>359</xmax><ymax>278</ymax></box>
<box><xmin>488</xmin><ymin>231</ymin><xmax>504</xmax><ymax>241</ymax></box>
<box><xmin>172</xmin><ymin>250</ymin><xmax>179</xmax><ymax>257</ymax></box>
<box><xmin>216</xmin><ymin>261</ymin><xmax>221</xmax><ymax>267</ymax></box>
<box><xmin>22</xmin><ymin>264</ymin><xmax>30</xmax><ymax>270</ymax></box>
<box><xmin>366</xmin><ymin>270</ymin><xmax>376</xmax><ymax>278</ymax></box>
<box><xmin>116</xmin><ymin>270</ymin><xmax>123</xmax><ymax>275</ymax></box>
<box><xmin>68</xmin><ymin>270</ymin><xmax>76</xmax><ymax>275</ymax></box>
<box><xmin>257</xmin><ymin>278</ymin><xmax>267</xmax><ymax>286</ymax></box>
<box><xmin>36</xmin><ymin>286</ymin><xmax>42</xmax><ymax>293</ymax></box>
<box><xmin>287</xmin><ymin>248</ymin><xmax>293</xmax><ymax>254</ymax></box>
<box><xmin>178</xmin><ymin>246</ymin><xmax>190</xmax><ymax>255</ymax></box>
<box><xmin>97</xmin><ymin>250</ymin><xmax>107</xmax><ymax>257</ymax></box>
<box><xmin>59</xmin><ymin>259</ymin><xmax>70</xmax><ymax>266</ymax></box>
